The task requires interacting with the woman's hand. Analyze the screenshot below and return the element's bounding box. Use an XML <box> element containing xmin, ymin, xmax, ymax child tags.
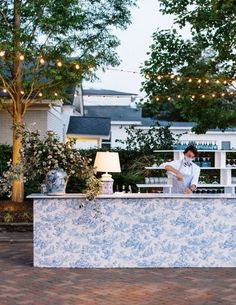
<box><xmin>184</xmin><ymin>188</ymin><xmax>192</xmax><ymax>194</ymax></box>
<box><xmin>176</xmin><ymin>173</ymin><xmax>184</xmax><ymax>181</ymax></box>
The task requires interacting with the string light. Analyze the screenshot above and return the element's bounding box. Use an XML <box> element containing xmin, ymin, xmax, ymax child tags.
<box><xmin>176</xmin><ymin>77</ymin><xmax>181</xmax><ymax>81</ymax></box>
<box><xmin>170</xmin><ymin>74</ymin><xmax>175</xmax><ymax>79</ymax></box>
<box><xmin>57</xmin><ymin>61</ymin><xmax>62</xmax><ymax>67</ymax></box>
<box><xmin>3</xmin><ymin>88</ymin><xmax>7</xmax><ymax>93</ymax></box>
<box><xmin>157</xmin><ymin>75</ymin><xmax>162</xmax><ymax>80</ymax></box>
<box><xmin>39</xmin><ymin>92</ymin><xmax>43</xmax><ymax>97</ymax></box>
<box><xmin>19</xmin><ymin>54</ymin><xmax>24</xmax><ymax>61</ymax></box>
<box><xmin>151</xmin><ymin>90</ymin><xmax>236</xmax><ymax>102</ymax></box>
<box><xmin>0</xmin><ymin>50</ymin><xmax>5</xmax><ymax>57</ymax></box>
<box><xmin>75</xmin><ymin>64</ymin><xmax>80</xmax><ymax>70</ymax></box>
<box><xmin>20</xmin><ymin>90</ymin><xmax>24</xmax><ymax>95</ymax></box>
<box><xmin>198</xmin><ymin>79</ymin><xmax>202</xmax><ymax>83</ymax></box>
<box><xmin>205</xmin><ymin>79</ymin><xmax>209</xmax><ymax>83</ymax></box>
<box><xmin>54</xmin><ymin>92</ymin><xmax>58</xmax><ymax>97</ymax></box>
<box><xmin>216</xmin><ymin>80</ymin><xmax>220</xmax><ymax>84</ymax></box>
<box><xmin>188</xmin><ymin>78</ymin><xmax>192</xmax><ymax>83</ymax></box>
<box><xmin>39</xmin><ymin>58</ymin><xmax>45</xmax><ymax>64</ymax></box>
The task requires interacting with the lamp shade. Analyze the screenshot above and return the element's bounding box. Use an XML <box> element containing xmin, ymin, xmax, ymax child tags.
<box><xmin>94</xmin><ymin>152</ymin><xmax>121</xmax><ymax>173</ymax></box>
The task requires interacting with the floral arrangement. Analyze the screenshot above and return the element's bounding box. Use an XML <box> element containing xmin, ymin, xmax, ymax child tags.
<box><xmin>0</xmin><ymin>124</ymin><xmax>102</xmax><ymax>199</ymax></box>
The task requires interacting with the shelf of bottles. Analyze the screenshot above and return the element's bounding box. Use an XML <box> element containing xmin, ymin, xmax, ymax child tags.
<box><xmin>173</xmin><ymin>140</ymin><xmax>218</xmax><ymax>151</ymax></box>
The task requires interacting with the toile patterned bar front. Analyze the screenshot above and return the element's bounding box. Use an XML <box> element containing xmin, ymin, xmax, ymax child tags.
<box><xmin>27</xmin><ymin>193</ymin><xmax>236</xmax><ymax>268</ymax></box>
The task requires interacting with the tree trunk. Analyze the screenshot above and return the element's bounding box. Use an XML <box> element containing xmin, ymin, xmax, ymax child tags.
<box><xmin>11</xmin><ymin>0</ymin><xmax>24</xmax><ymax>203</ymax></box>
<box><xmin>11</xmin><ymin>115</ymin><xmax>24</xmax><ymax>203</ymax></box>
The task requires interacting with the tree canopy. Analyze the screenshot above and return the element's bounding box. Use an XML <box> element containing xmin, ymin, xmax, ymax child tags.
<box><xmin>0</xmin><ymin>0</ymin><xmax>136</xmax><ymax>109</ymax></box>
<box><xmin>140</xmin><ymin>0</ymin><xmax>236</xmax><ymax>133</ymax></box>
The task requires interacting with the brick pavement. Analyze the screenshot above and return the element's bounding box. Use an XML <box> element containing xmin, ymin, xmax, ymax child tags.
<box><xmin>0</xmin><ymin>240</ymin><xmax>236</xmax><ymax>305</ymax></box>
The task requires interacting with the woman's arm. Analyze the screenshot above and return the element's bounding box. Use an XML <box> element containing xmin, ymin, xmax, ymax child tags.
<box><xmin>164</xmin><ymin>165</ymin><xmax>184</xmax><ymax>181</ymax></box>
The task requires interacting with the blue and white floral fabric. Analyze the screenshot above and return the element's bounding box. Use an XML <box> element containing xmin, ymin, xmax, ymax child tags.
<box><xmin>34</xmin><ymin>197</ymin><xmax>236</xmax><ymax>268</ymax></box>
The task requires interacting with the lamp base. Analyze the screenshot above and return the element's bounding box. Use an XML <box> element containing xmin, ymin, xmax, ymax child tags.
<box><xmin>100</xmin><ymin>173</ymin><xmax>114</xmax><ymax>194</ymax></box>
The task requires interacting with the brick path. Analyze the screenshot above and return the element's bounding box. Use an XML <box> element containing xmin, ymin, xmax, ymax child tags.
<box><xmin>0</xmin><ymin>240</ymin><xmax>236</xmax><ymax>305</ymax></box>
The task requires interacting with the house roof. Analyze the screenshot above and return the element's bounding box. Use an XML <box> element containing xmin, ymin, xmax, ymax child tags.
<box><xmin>141</xmin><ymin>118</ymin><xmax>236</xmax><ymax>131</ymax></box>
<box><xmin>83</xmin><ymin>88</ymin><xmax>137</xmax><ymax>96</ymax></box>
<box><xmin>84</xmin><ymin>106</ymin><xmax>142</xmax><ymax>122</ymax></box>
<box><xmin>67</xmin><ymin>116</ymin><xmax>111</xmax><ymax>136</ymax></box>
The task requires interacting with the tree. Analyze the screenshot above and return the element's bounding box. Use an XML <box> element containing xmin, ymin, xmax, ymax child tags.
<box><xmin>116</xmin><ymin>123</ymin><xmax>178</xmax><ymax>153</ymax></box>
<box><xmin>140</xmin><ymin>0</ymin><xmax>236</xmax><ymax>134</ymax></box>
<box><xmin>0</xmin><ymin>0</ymin><xmax>136</xmax><ymax>202</ymax></box>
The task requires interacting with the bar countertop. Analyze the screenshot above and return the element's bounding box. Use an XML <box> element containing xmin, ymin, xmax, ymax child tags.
<box><xmin>27</xmin><ymin>192</ymin><xmax>236</xmax><ymax>199</ymax></box>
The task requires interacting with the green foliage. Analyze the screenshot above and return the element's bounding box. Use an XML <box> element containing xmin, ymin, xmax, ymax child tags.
<box><xmin>0</xmin><ymin>0</ymin><xmax>137</xmax><ymax>101</ymax></box>
<box><xmin>140</xmin><ymin>1</ymin><xmax>236</xmax><ymax>133</ymax></box>
<box><xmin>0</xmin><ymin>144</ymin><xmax>11</xmax><ymax>175</ymax></box>
<box><xmin>3</xmin><ymin>212</ymin><xmax>13</xmax><ymax>223</ymax></box>
<box><xmin>116</xmin><ymin>123</ymin><xmax>178</xmax><ymax>153</ymax></box>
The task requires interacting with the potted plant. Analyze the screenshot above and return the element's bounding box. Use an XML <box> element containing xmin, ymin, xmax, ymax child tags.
<box><xmin>1</xmin><ymin>124</ymin><xmax>101</xmax><ymax>198</ymax></box>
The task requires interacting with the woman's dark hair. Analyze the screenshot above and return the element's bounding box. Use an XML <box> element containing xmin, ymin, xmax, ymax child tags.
<box><xmin>184</xmin><ymin>145</ymin><xmax>198</xmax><ymax>157</ymax></box>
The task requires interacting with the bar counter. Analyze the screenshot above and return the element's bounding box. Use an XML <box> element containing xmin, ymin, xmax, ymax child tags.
<box><xmin>28</xmin><ymin>193</ymin><xmax>236</xmax><ymax>268</ymax></box>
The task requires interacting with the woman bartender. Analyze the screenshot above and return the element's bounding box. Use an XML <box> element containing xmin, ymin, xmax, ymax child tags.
<box><xmin>161</xmin><ymin>145</ymin><xmax>200</xmax><ymax>194</ymax></box>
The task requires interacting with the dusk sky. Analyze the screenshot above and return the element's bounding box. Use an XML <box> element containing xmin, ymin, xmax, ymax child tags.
<box><xmin>84</xmin><ymin>0</ymin><xmax>191</xmax><ymax>95</ymax></box>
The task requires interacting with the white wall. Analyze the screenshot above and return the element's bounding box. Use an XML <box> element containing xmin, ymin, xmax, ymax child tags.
<box><xmin>47</xmin><ymin>106</ymin><xmax>64</xmax><ymax>141</ymax></box>
<box><xmin>111</xmin><ymin>124</ymin><xmax>236</xmax><ymax>150</ymax></box>
<box><xmin>0</xmin><ymin>109</ymin><xmax>48</xmax><ymax>145</ymax></box>
<box><xmin>83</xmin><ymin>95</ymin><xmax>133</xmax><ymax>106</ymax></box>
<box><xmin>171</xmin><ymin>129</ymin><xmax>236</xmax><ymax>150</ymax></box>
<box><xmin>67</xmin><ymin>135</ymin><xmax>101</xmax><ymax>149</ymax></box>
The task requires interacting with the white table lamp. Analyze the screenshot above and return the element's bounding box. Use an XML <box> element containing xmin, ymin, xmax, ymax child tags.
<box><xmin>94</xmin><ymin>152</ymin><xmax>121</xmax><ymax>194</ymax></box>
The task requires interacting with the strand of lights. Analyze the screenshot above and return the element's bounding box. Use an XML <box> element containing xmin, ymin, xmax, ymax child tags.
<box><xmin>154</xmin><ymin>91</ymin><xmax>236</xmax><ymax>102</ymax></box>
<box><xmin>0</xmin><ymin>49</ymin><xmax>234</xmax><ymax>83</ymax></box>
<box><xmin>144</xmin><ymin>72</ymin><xmax>234</xmax><ymax>84</ymax></box>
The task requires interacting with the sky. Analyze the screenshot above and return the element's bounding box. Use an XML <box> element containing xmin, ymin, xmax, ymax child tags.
<box><xmin>84</xmin><ymin>0</ymin><xmax>190</xmax><ymax>95</ymax></box>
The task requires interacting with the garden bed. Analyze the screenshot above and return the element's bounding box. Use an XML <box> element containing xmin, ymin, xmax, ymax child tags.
<box><xmin>0</xmin><ymin>199</ymin><xmax>33</xmax><ymax>231</ymax></box>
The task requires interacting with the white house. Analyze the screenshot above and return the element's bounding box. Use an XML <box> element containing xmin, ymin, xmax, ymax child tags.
<box><xmin>1</xmin><ymin>86</ymin><xmax>236</xmax><ymax>150</ymax></box>
<box><xmin>80</xmin><ymin>88</ymin><xmax>236</xmax><ymax>150</ymax></box>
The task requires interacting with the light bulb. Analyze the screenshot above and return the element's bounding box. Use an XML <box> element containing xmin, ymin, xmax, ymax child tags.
<box><xmin>19</xmin><ymin>54</ymin><xmax>24</xmax><ymax>61</ymax></box>
<box><xmin>157</xmin><ymin>75</ymin><xmax>162</xmax><ymax>80</ymax></box>
<box><xmin>75</xmin><ymin>64</ymin><xmax>80</xmax><ymax>70</ymax></box>
<box><xmin>167</xmin><ymin>97</ymin><xmax>171</xmax><ymax>101</ymax></box>
<box><xmin>54</xmin><ymin>92</ymin><xmax>58</xmax><ymax>96</ymax></box>
<box><xmin>202</xmin><ymin>94</ymin><xmax>205</xmax><ymax>98</ymax></box>
<box><xmin>221</xmin><ymin>93</ymin><xmax>225</xmax><ymax>97</ymax></box>
<box><xmin>188</xmin><ymin>78</ymin><xmax>192</xmax><ymax>83</ymax></box>
<box><xmin>212</xmin><ymin>94</ymin><xmax>216</xmax><ymax>97</ymax></box>
<box><xmin>191</xmin><ymin>95</ymin><xmax>195</xmax><ymax>99</ymax></box>
<box><xmin>39</xmin><ymin>58</ymin><xmax>45</xmax><ymax>64</ymax></box>
<box><xmin>205</xmin><ymin>79</ymin><xmax>209</xmax><ymax>83</ymax></box>
<box><xmin>57</xmin><ymin>61</ymin><xmax>62</xmax><ymax>67</ymax></box>
<box><xmin>0</xmin><ymin>50</ymin><xmax>5</xmax><ymax>57</ymax></box>
<box><xmin>170</xmin><ymin>74</ymin><xmax>175</xmax><ymax>79</ymax></box>
<box><xmin>177</xmin><ymin>95</ymin><xmax>181</xmax><ymax>98</ymax></box>
<box><xmin>39</xmin><ymin>92</ymin><xmax>43</xmax><ymax>97</ymax></box>
<box><xmin>3</xmin><ymin>88</ymin><xmax>7</xmax><ymax>93</ymax></box>
<box><xmin>216</xmin><ymin>80</ymin><xmax>220</xmax><ymax>84</ymax></box>
<box><xmin>20</xmin><ymin>90</ymin><xmax>24</xmax><ymax>95</ymax></box>
<box><xmin>176</xmin><ymin>77</ymin><xmax>181</xmax><ymax>81</ymax></box>
<box><xmin>198</xmin><ymin>79</ymin><xmax>202</xmax><ymax>83</ymax></box>
<box><xmin>156</xmin><ymin>97</ymin><xmax>160</xmax><ymax>101</ymax></box>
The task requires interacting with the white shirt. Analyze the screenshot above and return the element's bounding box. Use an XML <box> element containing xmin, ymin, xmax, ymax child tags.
<box><xmin>161</xmin><ymin>159</ymin><xmax>200</xmax><ymax>186</ymax></box>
